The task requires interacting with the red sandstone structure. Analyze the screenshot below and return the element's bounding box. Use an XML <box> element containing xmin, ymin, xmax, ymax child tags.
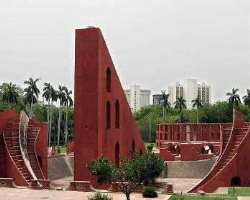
<box><xmin>73</xmin><ymin>27</ymin><xmax>145</xmax><ymax>185</ymax></box>
<box><xmin>0</xmin><ymin>110</ymin><xmax>48</xmax><ymax>187</ymax></box>
<box><xmin>157</xmin><ymin>110</ymin><xmax>250</xmax><ymax>192</ymax></box>
<box><xmin>156</xmin><ymin>123</ymin><xmax>225</xmax><ymax>161</ymax></box>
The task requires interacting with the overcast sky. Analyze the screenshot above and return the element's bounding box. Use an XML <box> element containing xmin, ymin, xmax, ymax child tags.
<box><xmin>0</xmin><ymin>0</ymin><xmax>249</xmax><ymax>101</ymax></box>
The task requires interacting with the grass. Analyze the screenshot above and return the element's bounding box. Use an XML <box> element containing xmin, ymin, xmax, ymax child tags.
<box><xmin>228</xmin><ymin>187</ymin><xmax>250</xmax><ymax>196</ymax></box>
<box><xmin>169</xmin><ymin>194</ymin><xmax>237</xmax><ymax>200</ymax></box>
<box><xmin>169</xmin><ymin>187</ymin><xmax>250</xmax><ymax>200</ymax></box>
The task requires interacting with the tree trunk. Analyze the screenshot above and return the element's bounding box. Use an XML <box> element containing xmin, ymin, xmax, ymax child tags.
<box><xmin>196</xmin><ymin>109</ymin><xmax>199</xmax><ymax>123</ymax></box>
<box><xmin>50</xmin><ymin>102</ymin><xmax>53</xmax><ymax>146</ymax></box>
<box><xmin>64</xmin><ymin>107</ymin><xmax>69</xmax><ymax>144</ymax></box>
<box><xmin>57</xmin><ymin>107</ymin><xmax>61</xmax><ymax>146</ymax></box>
<box><xmin>125</xmin><ymin>193</ymin><xmax>130</xmax><ymax>200</ymax></box>
<box><xmin>48</xmin><ymin>101</ymin><xmax>51</xmax><ymax>147</ymax></box>
<box><xmin>30</xmin><ymin>96</ymin><xmax>33</xmax><ymax>118</ymax></box>
<box><xmin>162</xmin><ymin>107</ymin><xmax>165</xmax><ymax>120</ymax></box>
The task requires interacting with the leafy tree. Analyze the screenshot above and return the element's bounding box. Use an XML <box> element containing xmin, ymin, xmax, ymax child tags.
<box><xmin>243</xmin><ymin>89</ymin><xmax>250</xmax><ymax>108</ymax></box>
<box><xmin>24</xmin><ymin>78</ymin><xmax>40</xmax><ymax>118</ymax></box>
<box><xmin>192</xmin><ymin>97</ymin><xmax>203</xmax><ymax>123</ymax></box>
<box><xmin>226</xmin><ymin>88</ymin><xmax>241</xmax><ymax>110</ymax></box>
<box><xmin>174</xmin><ymin>97</ymin><xmax>186</xmax><ymax>113</ymax></box>
<box><xmin>1</xmin><ymin>82</ymin><xmax>20</xmax><ymax>104</ymax></box>
<box><xmin>89</xmin><ymin>157</ymin><xmax>113</xmax><ymax>184</ymax></box>
<box><xmin>161</xmin><ymin>90</ymin><xmax>170</xmax><ymax>120</ymax></box>
<box><xmin>175</xmin><ymin>97</ymin><xmax>186</xmax><ymax>122</ymax></box>
<box><xmin>90</xmin><ymin>152</ymin><xmax>165</xmax><ymax>200</ymax></box>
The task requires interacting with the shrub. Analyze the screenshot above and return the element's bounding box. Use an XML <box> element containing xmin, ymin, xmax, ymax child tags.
<box><xmin>88</xmin><ymin>192</ymin><xmax>112</xmax><ymax>200</ymax></box>
<box><xmin>142</xmin><ymin>186</ymin><xmax>158</xmax><ymax>198</ymax></box>
<box><xmin>89</xmin><ymin>157</ymin><xmax>113</xmax><ymax>184</ymax></box>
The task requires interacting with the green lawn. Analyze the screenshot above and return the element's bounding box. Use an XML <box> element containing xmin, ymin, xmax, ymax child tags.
<box><xmin>169</xmin><ymin>187</ymin><xmax>250</xmax><ymax>200</ymax></box>
<box><xmin>169</xmin><ymin>194</ymin><xmax>237</xmax><ymax>200</ymax></box>
<box><xmin>228</xmin><ymin>187</ymin><xmax>250</xmax><ymax>196</ymax></box>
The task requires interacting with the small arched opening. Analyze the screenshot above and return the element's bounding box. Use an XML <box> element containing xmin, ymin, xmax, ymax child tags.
<box><xmin>115</xmin><ymin>100</ymin><xmax>120</xmax><ymax>128</ymax></box>
<box><xmin>231</xmin><ymin>177</ymin><xmax>241</xmax><ymax>186</ymax></box>
<box><xmin>115</xmin><ymin>142</ymin><xmax>120</xmax><ymax>168</ymax></box>
<box><xmin>106</xmin><ymin>101</ymin><xmax>111</xmax><ymax>129</ymax></box>
<box><xmin>106</xmin><ymin>68</ymin><xmax>111</xmax><ymax>92</ymax></box>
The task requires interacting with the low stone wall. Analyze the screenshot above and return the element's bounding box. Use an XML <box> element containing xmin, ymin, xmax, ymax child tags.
<box><xmin>48</xmin><ymin>155</ymin><xmax>74</xmax><ymax>180</ymax></box>
<box><xmin>165</xmin><ymin>158</ymin><xmax>216</xmax><ymax>179</ymax></box>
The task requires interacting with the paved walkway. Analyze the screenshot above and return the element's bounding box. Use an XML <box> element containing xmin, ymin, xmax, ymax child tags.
<box><xmin>158</xmin><ymin>178</ymin><xmax>201</xmax><ymax>193</ymax></box>
<box><xmin>238</xmin><ymin>198</ymin><xmax>250</xmax><ymax>200</ymax></box>
<box><xmin>0</xmin><ymin>187</ymin><xmax>171</xmax><ymax>200</ymax></box>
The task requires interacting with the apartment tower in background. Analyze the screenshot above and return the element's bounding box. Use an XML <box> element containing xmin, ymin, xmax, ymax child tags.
<box><xmin>168</xmin><ymin>79</ymin><xmax>211</xmax><ymax>109</ymax></box>
<box><xmin>125</xmin><ymin>84</ymin><xmax>151</xmax><ymax>112</ymax></box>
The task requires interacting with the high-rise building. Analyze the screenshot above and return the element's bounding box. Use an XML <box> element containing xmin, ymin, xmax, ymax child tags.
<box><xmin>125</xmin><ymin>84</ymin><xmax>151</xmax><ymax>113</ymax></box>
<box><xmin>168</xmin><ymin>82</ymin><xmax>184</xmax><ymax>107</ymax></box>
<box><xmin>168</xmin><ymin>79</ymin><xmax>211</xmax><ymax>109</ymax></box>
<box><xmin>198</xmin><ymin>82</ymin><xmax>211</xmax><ymax>105</ymax></box>
<box><xmin>153</xmin><ymin>94</ymin><xmax>163</xmax><ymax>105</ymax></box>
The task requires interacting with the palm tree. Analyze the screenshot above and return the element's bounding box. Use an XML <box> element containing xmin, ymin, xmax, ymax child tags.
<box><xmin>192</xmin><ymin>97</ymin><xmax>203</xmax><ymax>123</ymax></box>
<box><xmin>1</xmin><ymin>82</ymin><xmax>19</xmax><ymax>104</ymax></box>
<box><xmin>161</xmin><ymin>90</ymin><xmax>170</xmax><ymax>120</ymax></box>
<box><xmin>226</xmin><ymin>88</ymin><xmax>241</xmax><ymax>109</ymax></box>
<box><xmin>174</xmin><ymin>97</ymin><xmax>186</xmax><ymax>113</ymax></box>
<box><xmin>243</xmin><ymin>89</ymin><xmax>250</xmax><ymax>108</ymax></box>
<box><xmin>56</xmin><ymin>86</ymin><xmax>66</xmax><ymax>146</ymax></box>
<box><xmin>63</xmin><ymin>87</ymin><xmax>73</xmax><ymax>144</ymax></box>
<box><xmin>24</xmin><ymin>78</ymin><xmax>40</xmax><ymax>118</ymax></box>
<box><xmin>42</xmin><ymin>83</ymin><xmax>56</xmax><ymax>147</ymax></box>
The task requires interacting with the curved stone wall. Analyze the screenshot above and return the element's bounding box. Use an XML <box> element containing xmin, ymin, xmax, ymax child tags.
<box><xmin>165</xmin><ymin>158</ymin><xmax>216</xmax><ymax>179</ymax></box>
<box><xmin>48</xmin><ymin>155</ymin><xmax>74</xmax><ymax>180</ymax></box>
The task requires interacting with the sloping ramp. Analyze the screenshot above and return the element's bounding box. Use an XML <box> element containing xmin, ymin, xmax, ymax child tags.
<box><xmin>190</xmin><ymin>110</ymin><xmax>250</xmax><ymax>193</ymax></box>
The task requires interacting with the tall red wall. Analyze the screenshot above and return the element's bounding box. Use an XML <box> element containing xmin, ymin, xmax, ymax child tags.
<box><xmin>0</xmin><ymin>110</ymin><xmax>18</xmax><ymax>178</ymax></box>
<box><xmin>0</xmin><ymin>110</ymin><xmax>17</xmax><ymax>133</ymax></box>
<box><xmin>74</xmin><ymin>27</ymin><xmax>145</xmax><ymax>182</ymax></box>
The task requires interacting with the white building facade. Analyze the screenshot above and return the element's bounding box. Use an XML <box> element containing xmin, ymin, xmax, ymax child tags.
<box><xmin>168</xmin><ymin>79</ymin><xmax>211</xmax><ymax>109</ymax></box>
<box><xmin>125</xmin><ymin>84</ymin><xmax>151</xmax><ymax>113</ymax></box>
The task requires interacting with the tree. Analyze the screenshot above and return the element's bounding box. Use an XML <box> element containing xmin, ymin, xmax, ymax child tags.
<box><xmin>42</xmin><ymin>83</ymin><xmax>57</xmax><ymax>146</ymax></box>
<box><xmin>192</xmin><ymin>97</ymin><xmax>203</xmax><ymax>123</ymax></box>
<box><xmin>89</xmin><ymin>157</ymin><xmax>113</xmax><ymax>184</ymax></box>
<box><xmin>174</xmin><ymin>97</ymin><xmax>186</xmax><ymax>113</ymax></box>
<box><xmin>0</xmin><ymin>82</ymin><xmax>20</xmax><ymax>104</ymax></box>
<box><xmin>161</xmin><ymin>90</ymin><xmax>170</xmax><ymax>120</ymax></box>
<box><xmin>56</xmin><ymin>86</ymin><xmax>66</xmax><ymax>146</ymax></box>
<box><xmin>226</xmin><ymin>88</ymin><xmax>241</xmax><ymax>110</ymax></box>
<box><xmin>24</xmin><ymin>78</ymin><xmax>40</xmax><ymax>118</ymax></box>
<box><xmin>89</xmin><ymin>152</ymin><xmax>165</xmax><ymax>200</ymax></box>
<box><xmin>243</xmin><ymin>89</ymin><xmax>250</xmax><ymax>108</ymax></box>
<box><xmin>63</xmin><ymin>87</ymin><xmax>73</xmax><ymax>144</ymax></box>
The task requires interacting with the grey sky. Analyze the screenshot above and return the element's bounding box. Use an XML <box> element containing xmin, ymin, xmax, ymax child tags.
<box><xmin>0</xmin><ymin>0</ymin><xmax>249</xmax><ymax>101</ymax></box>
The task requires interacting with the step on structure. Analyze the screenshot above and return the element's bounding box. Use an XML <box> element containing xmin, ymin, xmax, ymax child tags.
<box><xmin>189</xmin><ymin>110</ymin><xmax>250</xmax><ymax>193</ymax></box>
<box><xmin>73</xmin><ymin>27</ymin><xmax>145</xmax><ymax>186</ymax></box>
<box><xmin>0</xmin><ymin>110</ymin><xmax>48</xmax><ymax>187</ymax></box>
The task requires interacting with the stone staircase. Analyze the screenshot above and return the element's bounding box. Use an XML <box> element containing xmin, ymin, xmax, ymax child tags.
<box><xmin>27</xmin><ymin>124</ymin><xmax>45</xmax><ymax>180</ymax></box>
<box><xmin>3</xmin><ymin>120</ymin><xmax>33</xmax><ymax>185</ymax></box>
<box><xmin>2</xmin><ymin>117</ymin><xmax>45</xmax><ymax>186</ymax></box>
<box><xmin>189</xmin><ymin>123</ymin><xmax>249</xmax><ymax>193</ymax></box>
<box><xmin>0</xmin><ymin>136</ymin><xmax>5</xmax><ymax>177</ymax></box>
